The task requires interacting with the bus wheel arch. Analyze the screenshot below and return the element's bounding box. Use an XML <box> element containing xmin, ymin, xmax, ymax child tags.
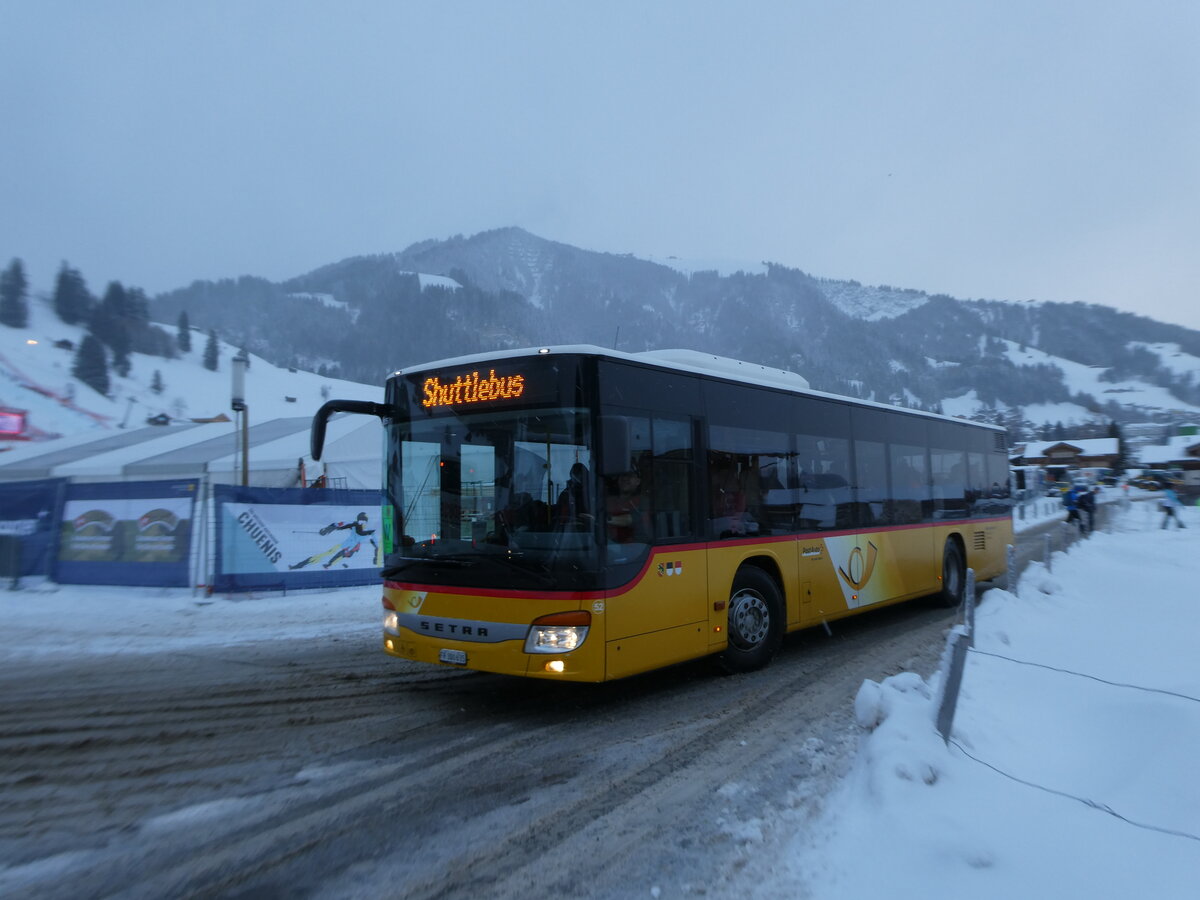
<box><xmin>938</xmin><ymin>535</ymin><xmax>967</xmax><ymax>608</ymax></box>
<box><xmin>718</xmin><ymin>561</ymin><xmax>785</xmax><ymax>674</ymax></box>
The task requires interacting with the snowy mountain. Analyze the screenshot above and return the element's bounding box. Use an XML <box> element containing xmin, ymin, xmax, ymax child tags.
<box><xmin>812</xmin><ymin>278</ymin><xmax>933</xmax><ymax>321</ymax></box>
<box><xmin>9</xmin><ymin>227</ymin><xmax>1200</xmax><ymax>443</ymax></box>
<box><xmin>0</xmin><ymin>294</ymin><xmax>379</xmax><ymax>443</ymax></box>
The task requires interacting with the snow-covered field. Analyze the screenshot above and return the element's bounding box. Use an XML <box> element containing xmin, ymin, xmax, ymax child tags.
<box><xmin>0</xmin><ymin>294</ymin><xmax>378</xmax><ymax>440</ymax></box>
<box><xmin>940</xmin><ymin>338</ymin><xmax>1200</xmax><ymax>426</ymax></box>
<box><xmin>3</xmin><ymin>502</ymin><xmax>1197</xmax><ymax>897</ymax></box>
<box><xmin>1003</xmin><ymin>339</ymin><xmax>1200</xmax><ymax>419</ymax></box>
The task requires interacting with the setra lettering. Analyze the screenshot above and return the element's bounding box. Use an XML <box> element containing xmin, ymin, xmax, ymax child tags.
<box><xmin>419</xmin><ymin>620</ymin><xmax>490</xmax><ymax>637</ymax></box>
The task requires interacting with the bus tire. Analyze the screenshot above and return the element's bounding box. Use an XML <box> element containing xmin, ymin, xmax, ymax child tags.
<box><xmin>939</xmin><ymin>539</ymin><xmax>965</xmax><ymax>608</ymax></box>
<box><xmin>718</xmin><ymin>567</ymin><xmax>784</xmax><ymax>674</ymax></box>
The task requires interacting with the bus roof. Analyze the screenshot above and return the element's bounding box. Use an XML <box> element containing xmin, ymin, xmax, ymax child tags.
<box><xmin>393</xmin><ymin>344</ymin><xmax>1004</xmax><ymax>432</ymax></box>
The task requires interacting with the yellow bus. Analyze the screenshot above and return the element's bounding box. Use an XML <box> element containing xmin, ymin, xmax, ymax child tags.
<box><xmin>310</xmin><ymin>347</ymin><xmax>1013</xmax><ymax>682</ymax></box>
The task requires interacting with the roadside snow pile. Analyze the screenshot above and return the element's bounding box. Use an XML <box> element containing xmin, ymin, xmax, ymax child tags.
<box><xmin>0</xmin><ymin>583</ymin><xmax>375</xmax><ymax>662</ymax></box>
<box><xmin>764</xmin><ymin>503</ymin><xmax>1200</xmax><ymax>899</ymax></box>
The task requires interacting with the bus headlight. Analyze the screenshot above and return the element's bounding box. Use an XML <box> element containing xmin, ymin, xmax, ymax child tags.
<box><xmin>524</xmin><ymin>611</ymin><xmax>590</xmax><ymax>653</ymax></box>
<box><xmin>383</xmin><ymin>611</ymin><xmax>400</xmax><ymax>635</ymax></box>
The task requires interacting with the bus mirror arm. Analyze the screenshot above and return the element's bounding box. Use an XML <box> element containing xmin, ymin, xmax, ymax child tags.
<box><xmin>311</xmin><ymin>399</ymin><xmax>390</xmax><ymax>460</ymax></box>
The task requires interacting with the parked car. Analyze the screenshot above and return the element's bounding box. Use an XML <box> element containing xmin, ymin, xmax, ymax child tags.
<box><xmin>1148</xmin><ymin>469</ymin><xmax>1183</xmax><ymax>485</ymax></box>
<box><xmin>1128</xmin><ymin>476</ymin><xmax>1152</xmax><ymax>490</ymax></box>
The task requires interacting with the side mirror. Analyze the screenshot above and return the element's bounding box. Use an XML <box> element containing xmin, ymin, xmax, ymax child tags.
<box><xmin>311</xmin><ymin>399</ymin><xmax>390</xmax><ymax>460</ymax></box>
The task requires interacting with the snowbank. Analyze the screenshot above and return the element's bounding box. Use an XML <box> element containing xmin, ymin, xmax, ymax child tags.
<box><xmin>763</xmin><ymin>502</ymin><xmax>1200</xmax><ymax>899</ymax></box>
<box><xmin>0</xmin><ymin>583</ymin><xmax>375</xmax><ymax>662</ymax></box>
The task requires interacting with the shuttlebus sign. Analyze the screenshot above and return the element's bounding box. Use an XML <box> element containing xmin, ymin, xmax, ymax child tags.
<box><xmin>421</xmin><ymin>369</ymin><xmax>526</xmax><ymax>409</ymax></box>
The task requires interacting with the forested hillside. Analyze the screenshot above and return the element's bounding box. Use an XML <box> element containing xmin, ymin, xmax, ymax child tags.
<box><xmin>146</xmin><ymin>228</ymin><xmax>1200</xmax><ymax>433</ymax></box>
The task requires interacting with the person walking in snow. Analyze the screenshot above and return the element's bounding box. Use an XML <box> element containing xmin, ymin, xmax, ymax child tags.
<box><xmin>1159</xmin><ymin>484</ymin><xmax>1186</xmax><ymax>530</ymax></box>
<box><xmin>1076</xmin><ymin>484</ymin><xmax>1096</xmax><ymax>536</ymax></box>
<box><xmin>1063</xmin><ymin>484</ymin><xmax>1083</xmax><ymax>532</ymax></box>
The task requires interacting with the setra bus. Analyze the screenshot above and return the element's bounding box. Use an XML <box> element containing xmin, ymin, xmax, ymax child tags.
<box><xmin>310</xmin><ymin>346</ymin><xmax>1013</xmax><ymax>682</ymax></box>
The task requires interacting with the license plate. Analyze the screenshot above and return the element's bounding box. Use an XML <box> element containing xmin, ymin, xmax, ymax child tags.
<box><xmin>439</xmin><ymin>648</ymin><xmax>468</xmax><ymax>666</ymax></box>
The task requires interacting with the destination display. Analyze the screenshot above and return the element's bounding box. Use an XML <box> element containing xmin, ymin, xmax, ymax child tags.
<box><xmin>399</xmin><ymin>355</ymin><xmax>584</xmax><ymax>417</ymax></box>
<box><xmin>421</xmin><ymin>368</ymin><xmax>526</xmax><ymax>408</ymax></box>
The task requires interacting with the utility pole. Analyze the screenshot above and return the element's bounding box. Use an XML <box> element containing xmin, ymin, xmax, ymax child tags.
<box><xmin>231</xmin><ymin>352</ymin><xmax>249</xmax><ymax>486</ymax></box>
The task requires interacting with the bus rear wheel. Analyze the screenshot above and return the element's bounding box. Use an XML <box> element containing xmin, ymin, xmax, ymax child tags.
<box><xmin>939</xmin><ymin>540</ymin><xmax>966</xmax><ymax>608</ymax></box>
<box><xmin>718</xmin><ymin>567</ymin><xmax>784</xmax><ymax>674</ymax></box>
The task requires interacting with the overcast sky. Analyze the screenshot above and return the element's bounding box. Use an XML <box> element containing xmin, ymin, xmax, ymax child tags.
<box><xmin>2</xmin><ymin>1</ymin><xmax>1198</xmax><ymax>330</ymax></box>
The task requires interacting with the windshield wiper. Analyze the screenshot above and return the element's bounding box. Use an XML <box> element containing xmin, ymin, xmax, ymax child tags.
<box><xmin>483</xmin><ymin>554</ymin><xmax>556</xmax><ymax>587</ymax></box>
<box><xmin>383</xmin><ymin>552</ymin><xmax>556</xmax><ymax>587</ymax></box>
<box><xmin>419</xmin><ymin>553</ymin><xmax>478</xmax><ymax>567</ymax></box>
<box><xmin>381</xmin><ymin>555</ymin><xmax>476</xmax><ymax>578</ymax></box>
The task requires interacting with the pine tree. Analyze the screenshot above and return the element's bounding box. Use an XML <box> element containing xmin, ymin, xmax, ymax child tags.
<box><xmin>95</xmin><ymin>282</ymin><xmax>132</xmax><ymax>375</ymax></box>
<box><xmin>125</xmin><ymin>286</ymin><xmax>150</xmax><ymax>323</ymax></box>
<box><xmin>112</xmin><ymin>342</ymin><xmax>131</xmax><ymax>378</ymax></box>
<box><xmin>151</xmin><ymin>369</ymin><xmax>164</xmax><ymax>394</ymax></box>
<box><xmin>53</xmin><ymin>262</ymin><xmax>92</xmax><ymax>324</ymax></box>
<box><xmin>90</xmin><ymin>282</ymin><xmax>121</xmax><ymax>348</ymax></box>
<box><xmin>177</xmin><ymin>311</ymin><xmax>192</xmax><ymax>352</ymax></box>
<box><xmin>72</xmin><ymin>334</ymin><xmax>110</xmax><ymax>396</ymax></box>
<box><xmin>99</xmin><ymin>280</ymin><xmax>129</xmax><ymax>318</ymax></box>
<box><xmin>203</xmin><ymin>329</ymin><xmax>219</xmax><ymax>371</ymax></box>
<box><xmin>0</xmin><ymin>258</ymin><xmax>29</xmax><ymax>328</ymax></box>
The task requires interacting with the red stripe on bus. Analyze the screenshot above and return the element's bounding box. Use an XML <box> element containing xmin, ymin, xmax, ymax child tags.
<box><xmin>384</xmin><ymin>515</ymin><xmax>1011</xmax><ymax>601</ymax></box>
<box><xmin>384</xmin><ymin>580</ymin><xmax>609</xmax><ymax>601</ymax></box>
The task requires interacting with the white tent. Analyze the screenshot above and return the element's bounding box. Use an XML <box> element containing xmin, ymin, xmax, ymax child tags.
<box><xmin>0</xmin><ymin>414</ymin><xmax>383</xmax><ymax>489</ymax></box>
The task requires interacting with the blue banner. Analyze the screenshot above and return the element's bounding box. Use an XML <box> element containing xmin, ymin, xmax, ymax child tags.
<box><xmin>55</xmin><ymin>479</ymin><xmax>198</xmax><ymax>587</ymax></box>
<box><xmin>0</xmin><ymin>478</ymin><xmax>66</xmax><ymax>577</ymax></box>
<box><xmin>213</xmin><ymin>485</ymin><xmax>383</xmax><ymax>592</ymax></box>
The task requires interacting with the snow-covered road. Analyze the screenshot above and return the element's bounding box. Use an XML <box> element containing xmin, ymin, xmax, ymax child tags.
<box><xmin>3</xmin><ymin>501</ymin><xmax>1194</xmax><ymax>898</ymax></box>
<box><xmin>1</xmin><ymin>576</ymin><xmax>962</xmax><ymax>898</ymax></box>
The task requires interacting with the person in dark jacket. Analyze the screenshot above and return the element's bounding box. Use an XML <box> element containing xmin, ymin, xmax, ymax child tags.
<box><xmin>555</xmin><ymin>462</ymin><xmax>592</xmax><ymax>528</ymax></box>
<box><xmin>1076</xmin><ymin>484</ymin><xmax>1096</xmax><ymax>535</ymax></box>
<box><xmin>1063</xmin><ymin>485</ymin><xmax>1083</xmax><ymax>532</ymax></box>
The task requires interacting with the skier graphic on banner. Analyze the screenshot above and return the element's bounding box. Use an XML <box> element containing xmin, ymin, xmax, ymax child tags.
<box><xmin>289</xmin><ymin>512</ymin><xmax>377</xmax><ymax>569</ymax></box>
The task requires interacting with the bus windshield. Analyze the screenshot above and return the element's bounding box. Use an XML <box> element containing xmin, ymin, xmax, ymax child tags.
<box><xmin>384</xmin><ymin>405</ymin><xmax>601</xmax><ymax>590</ymax></box>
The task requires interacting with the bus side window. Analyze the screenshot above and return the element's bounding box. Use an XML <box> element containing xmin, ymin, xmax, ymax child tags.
<box><xmin>650</xmin><ymin>417</ymin><xmax>693</xmax><ymax>539</ymax></box>
<box><xmin>853</xmin><ymin>439</ymin><xmax>887</xmax><ymax>527</ymax></box>
<box><xmin>708</xmin><ymin>425</ymin><xmax>788</xmax><ymax>538</ymax></box>
<box><xmin>619</xmin><ymin>416</ymin><xmax>654</xmax><ymax>543</ymax></box>
<box><xmin>600</xmin><ymin>414</ymin><xmax>696</xmax><ymax>544</ymax></box>
<box><xmin>931</xmin><ymin>439</ymin><xmax>968</xmax><ymax>518</ymax></box>
<box><xmin>709</xmin><ymin>451</ymin><xmax>751</xmax><ymax>538</ymax></box>
<box><xmin>887</xmin><ymin>444</ymin><xmax>929</xmax><ymax>525</ymax></box>
<box><xmin>794</xmin><ymin>433</ymin><xmax>851</xmax><ymax>530</ymax></box>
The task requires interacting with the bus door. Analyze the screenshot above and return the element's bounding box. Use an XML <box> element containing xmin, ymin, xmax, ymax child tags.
<box><xmin>847</xmin><ymin>436</ymin><xmax>888</xmax><ymax>609</ymax></box>
<box><xmin>602</xmin><ymin>413</ymin><xmax>707</xmax><ymax>671</ymax></box>
<box><xmin>885</xmin><ymin>439</ymin><xmax>935</xmax><ymax>597</ymax></box>
<box><xmin>847</xmin><ymin>407</ymin><xmax>938</xmax><ymax>604</ymax></box>
<box><xmin>791</xmin><ymin>431</ymin><xmax>855</xmax><ymax>620</ymax></box>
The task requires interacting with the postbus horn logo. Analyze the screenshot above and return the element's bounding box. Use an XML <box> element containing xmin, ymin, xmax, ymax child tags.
<box><xmin>838</xmin><ymin>541</ymin><xmax>879</xmax><ymax>591</ymax></box>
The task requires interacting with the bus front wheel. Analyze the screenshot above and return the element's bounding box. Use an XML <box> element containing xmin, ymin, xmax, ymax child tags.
<box><xmin>939</xmin><ymin>540</ymin><xmax>966</xmax><ymax>608</ymax></box>
<box><xmin>718</xmin><ymin>567</ymin><xmax>784</xmax><ymax>674</ymax></box>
